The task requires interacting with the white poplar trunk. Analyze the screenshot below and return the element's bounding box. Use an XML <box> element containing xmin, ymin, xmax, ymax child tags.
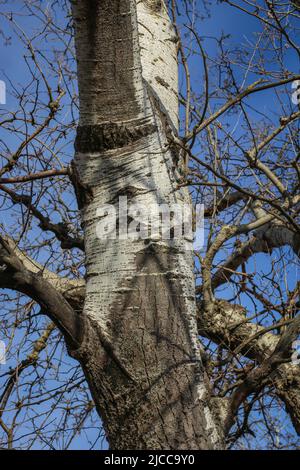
<box><xmin>70</xmin><ymin>0</ymin><xmax>223</xmax><ymax>450</ymax></box>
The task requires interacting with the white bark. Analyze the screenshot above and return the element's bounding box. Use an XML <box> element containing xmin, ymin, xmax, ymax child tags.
<box><xmin>71</xmin><ymin>0</ymin><xmax>222</xmax><ymax>449</ymax></box>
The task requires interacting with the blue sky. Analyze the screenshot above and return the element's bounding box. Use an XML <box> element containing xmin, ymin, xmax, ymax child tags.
<box><xmin>0</xmin><ymin>0</ymin><xmax>299</xmax><ymax>449</ymax></box>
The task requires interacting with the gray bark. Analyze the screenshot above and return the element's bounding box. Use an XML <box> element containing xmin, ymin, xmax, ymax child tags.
<box><xmin>69</xmin><ymin>0</ymin><xmax>223</xmax><ymax>450</ymax></box>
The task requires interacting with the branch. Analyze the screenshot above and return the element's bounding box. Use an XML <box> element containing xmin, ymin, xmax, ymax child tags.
<box><xmin>204</xmin><ymin>191</ymin><xmax>247</xmax><ymax>218</ymax></box>
<box><xmin>0</xmin><ymin>89</ymin><xmax>65</xmax><ymax>178</ymax></box>
<box><xmin>224</xmin><ymin>307</ymin><xmax>300</xmax><ymax>434</ymax></box>
<box><xmin>0</xmin><ymin>184</ymin><xmax>84</xmax><ymax>250</ymax></box>
<box><xmin>0</xmin><ymin>168</ymin><xmax>69</xmax><ymax>184</ymax></box>
<box><xmin>185</xmin><ymin>75</ymin><xmax>300</xmax><ymax>141</ymax></box>
<box><xmin>198</xmin><ymin>299</ymin><xmax>300</xmax><ymax>436</ymax></box>
<box><xmin>0</xmin><ymin>236</ymin><xmax>85</xmax><ymax>349</ymax></box>
<box><xmin>211</xmin><ymin>221</ymin><xmax>300</xmax><ymax>291</ymax></box>
<box><xmin>173</xmin><ymin>139</ymin><xmax>300</xmax><ymax>232</ymax></box>
<box><xmin>0</xmin><ymin>323</ymin><xmax>56</xmax><ymax>418</ymax></box>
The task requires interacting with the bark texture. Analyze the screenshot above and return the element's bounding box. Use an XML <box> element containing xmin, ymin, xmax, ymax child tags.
<box><xmin>70</xmin><ymin>0</ymin><xmax>223</xmax><ymax>450</ymax></box>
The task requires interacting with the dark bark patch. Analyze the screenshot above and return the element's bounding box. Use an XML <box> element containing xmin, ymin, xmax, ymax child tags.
<box><xmin>72</xmin><ymin>0</ymin><xmax>145</xmax><ymax>122</ymax></box>
<box><xmin>143</xmin><ymin>0</ymin><xmax>163</xmax><ymax>12</ymax></box>
<box><xmin>155</xmin><ymin>76</ymin><xmax>170</xmax><ymax>89</ymax></box>
<box><xmin>75</xmin><ymin>122</ymin><xmax>157</xmax><ymax>153</ymax></box>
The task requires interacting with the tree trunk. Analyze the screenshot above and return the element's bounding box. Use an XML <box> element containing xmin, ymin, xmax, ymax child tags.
<box><xmin>70</xmin><ymin>0</ymin><xmax>223</xmax><ymax>450</ymax></box>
